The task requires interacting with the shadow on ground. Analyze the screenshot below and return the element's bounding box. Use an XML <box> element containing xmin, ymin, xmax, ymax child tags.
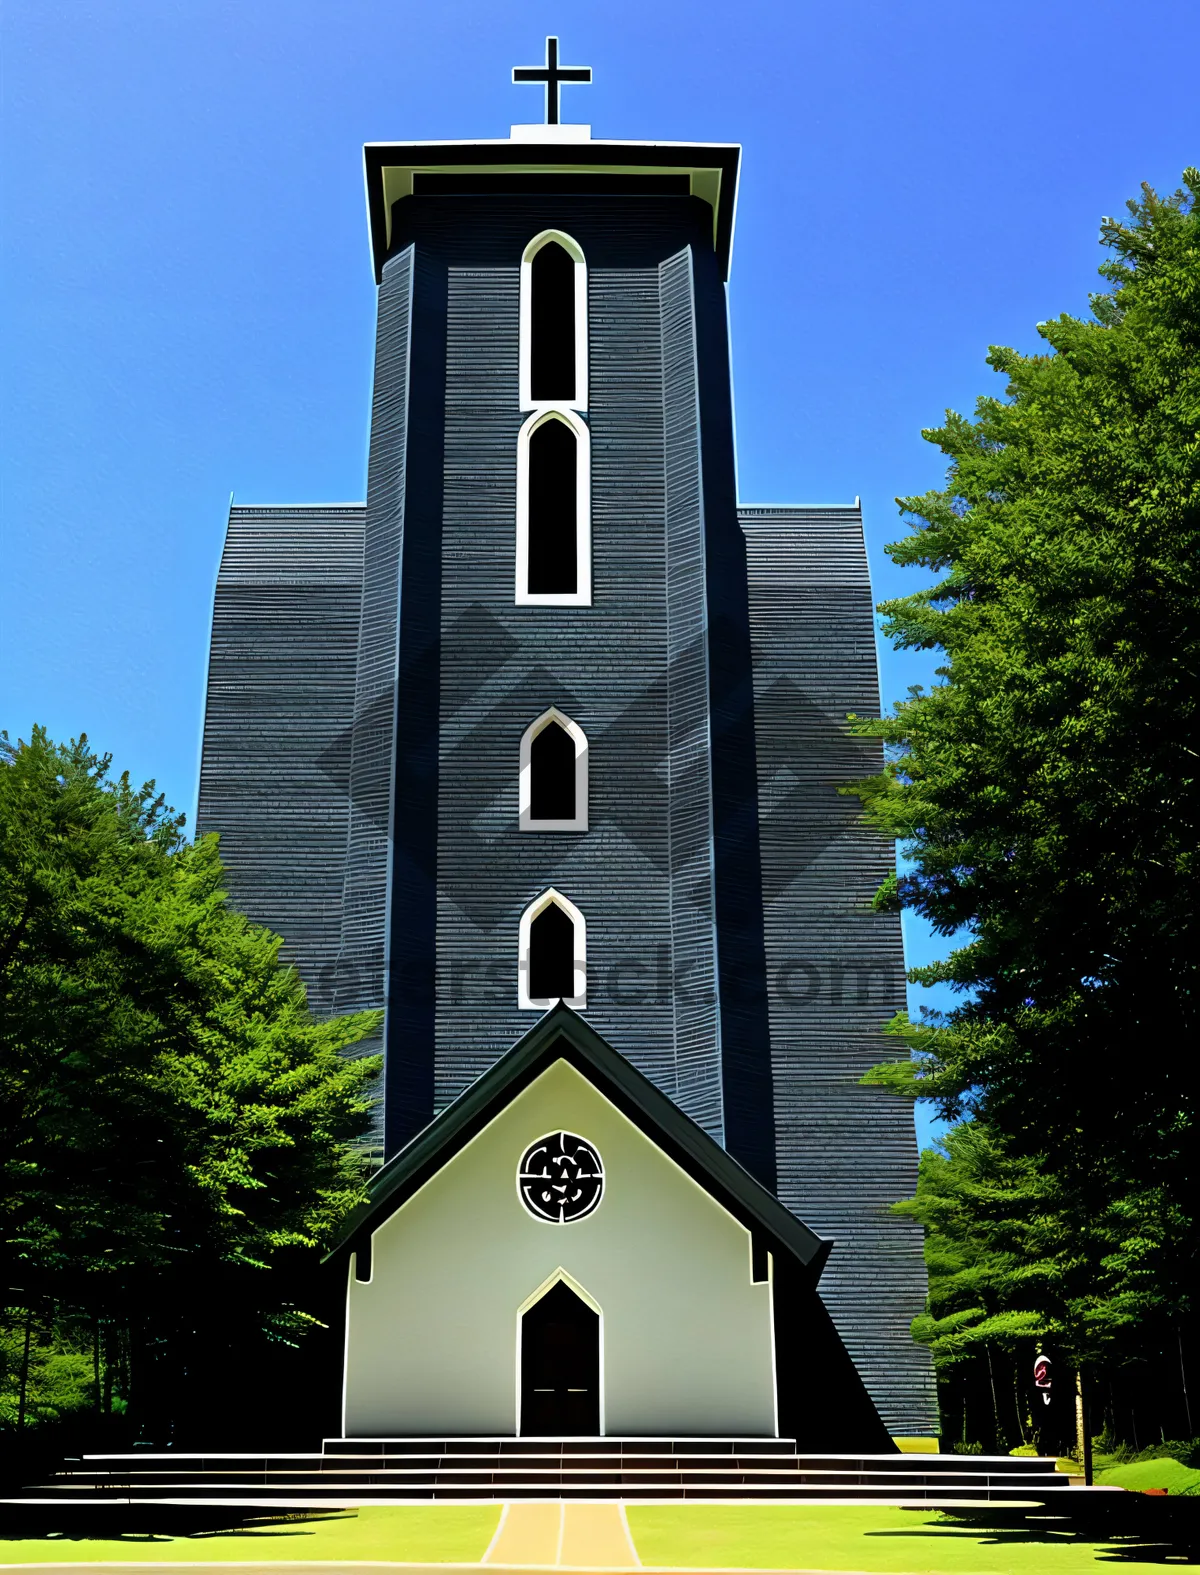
<box><xmin>0</xmin><ymin>1508</ymin><xmax>350</xmax><ymax>1544</ymax></box>
<box><xmin>870</xmin><ymin>1500</ymin><xmax>1200</xmax><ymax>1566</ymax></box>
<box><xmin>2</xmin><ymin>1497</ymin><xmax>1199</xmax><ymax>1569</ymax></box>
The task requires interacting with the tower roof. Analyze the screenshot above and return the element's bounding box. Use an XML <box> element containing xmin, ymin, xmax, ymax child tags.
<box><xmin>362</xmin><ymin>133</ymin><xmax>741</xmax><ymax>283</ymax></box>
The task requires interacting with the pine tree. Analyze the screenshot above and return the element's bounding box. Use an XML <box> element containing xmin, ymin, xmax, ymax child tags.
<box><xmin>897</xmin><ymin>1122</ymin><xmax>1185</xmax><ymax>1454</ymax></box>
<box><xmin>851</xmin><ymin>170</ymin><xmax>1200</xmax><ymax>1260</ymax></box>
<box><xmin>0</xmin><ymin>728</ymin><xmax>381</xmax><ymax>1436</ymax></box>
<box><xmin>850</xmin><ymin>170</ymin><xmax>1200</xmax><ymax>1450</ymax></box>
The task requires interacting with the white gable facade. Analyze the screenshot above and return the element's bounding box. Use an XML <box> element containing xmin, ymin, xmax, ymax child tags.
<box><xmin>343</xmin><ymin>1058</ymin><xmax>777</xmax><ymax>1437</ymax></box>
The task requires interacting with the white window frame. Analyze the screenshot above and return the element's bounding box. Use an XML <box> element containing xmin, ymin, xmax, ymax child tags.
<box><xmin>518</xmin><ymin>887</ymin><xmax>586</xmax><ymax>1010</ymax></box>
<box><xmin>519</xmin><ymin>229</ymin><xmax>588</xmax><ymax>413</ymax></box>
<box><xmin>515</xmin><ymin>407</ymin><xmax>592</xmax><ymax>607</ymax></box>
<box><xmin>519</xmin><ymin>708</ymin><xmax>588</xmax><ymax>832</ymax></box>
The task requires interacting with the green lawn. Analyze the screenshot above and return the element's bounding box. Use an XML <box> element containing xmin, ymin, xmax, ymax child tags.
<box><xmin>1097</xmin><ymin>1456</ymin><xmax>1200</xmax><ymax>1495</ymax></box>
<box><xmin>626</xmin><ymin>1502</ymin><xmax>1196</xmax><ymax>1573</ymax></box>
<box><xmin>0</xmin><ymin>1499</ymin><xmax>1195</xmax><ymax>1572</ymax></box>
<box><xmin>0</xmin><ymin>1504</ymin><xmax>500</xmax><ymax>1564</ymax></box>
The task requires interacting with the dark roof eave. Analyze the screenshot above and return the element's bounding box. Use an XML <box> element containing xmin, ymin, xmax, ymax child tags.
<box><xmin>325</xmin><ymin>1004</ymin><xmax>830</xmax><ymax>1280</ymax></box>
<box><xmin>362</xmin><ymin>138</ymin><xmax>740</xmax><ymax>283</ymax></box>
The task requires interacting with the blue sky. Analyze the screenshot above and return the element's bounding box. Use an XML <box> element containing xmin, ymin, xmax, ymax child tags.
<box><xmin>3</xmin><ymin>0</ymin><xmax>1197</xmax><ymax>1148</ymax></box>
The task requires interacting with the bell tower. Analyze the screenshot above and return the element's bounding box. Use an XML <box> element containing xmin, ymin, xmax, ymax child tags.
<box><xmin>345</xmin><ymin>50</ymin><xmax>775</xmax><ymax>1185</ymax></box>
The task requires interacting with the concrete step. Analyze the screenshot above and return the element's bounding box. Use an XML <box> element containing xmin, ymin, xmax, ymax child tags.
<box><xmin>12</xmin><ymin>1439</ymin><xmax>1075</xmax><ymax>1507</ymax></box>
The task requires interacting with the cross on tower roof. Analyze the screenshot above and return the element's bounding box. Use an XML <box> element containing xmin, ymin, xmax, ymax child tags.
<box><xmin>512</xmin><ymin>36</ymin><xmax>592</xmax><ymax>126</ymax></box>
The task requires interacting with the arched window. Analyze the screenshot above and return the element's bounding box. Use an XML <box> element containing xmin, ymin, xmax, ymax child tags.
<box><xmin>520</xmin><ymin>708</ymin><xmax>588</xmax><ymax>831</ymax></box>
<box><xmin>529</xmin><ymin>419</ymin><xmax>576</xmax><ymax>592</ymax></box>
<box><xmin>519</xmin><ymin>888</ymin><xmax>586</xmax><ymax>1009</ymax></box>
<box><xmin>520</xmin><ymin>231</ymin><xmax>587</xmax><ymax>411</ymax></box>
<box><xmin>515</xmin><ymin>409</ymin><xmax>591</xmax><ymax>606</ymax></box>
<box><xmin>531</xmin><ymin>243</ymin><xmax>575</xmax><ymax>400</ymax></box>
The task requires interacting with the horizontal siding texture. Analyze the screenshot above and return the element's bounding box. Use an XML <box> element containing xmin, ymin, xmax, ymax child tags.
<box><xmin>742</xmin><ymin>505</ymin><xmax>937</xmax><ymax>1436</ymax></box>
<box><xmin>339</xmin><ymin>246</ymin><xmax>413</xmax><ymax>1044</ymax></box>
<box><xmin>659</xmin><ymin>246</ymin><xmax>723</xmax><ymax>1142</ymax></box>
<box><xmin>196</xmin><ymin>504</ymin><xmax>365</xmax><ymax>1019</ymax></box>
<box><xmin>434</xmin><ymin>258</ymin><xmax>682</xmax><ymax>1113</ymax></box>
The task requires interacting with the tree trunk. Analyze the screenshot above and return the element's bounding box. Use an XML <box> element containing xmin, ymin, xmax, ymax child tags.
<box><xmin>1013</xmin><ymin>1359</ymin><xmax>1028</xmax><ymax>1447</ymax></box>
<box><xmin>93</xmin><ymin>1319</ymin><xmax>102</xmax><ymax>1412</ymax></box>
<box><xmin>103</xmin><ymin>1324</ymin><xmax>114</xmax><ymax>1415</ymax></box>
<box><xmin>1179</xmin><ymin>1329</ymin><xmax>1193</xmax><ymax>1438</ymax></box>
<box><xmin>1075</xmin><ymin>1368</ymin><xmax>1093</xmax><ymax>1486</ymax></box>
<box><xmin>16</xmin><ymin>1308</ymin><xmax>33</xmax><ymax>1430</ymax></box>
<box><xmin>986</xmin><ymin>1346</ymin><xmax>1001</xmax><ymax>1452</ymax></box>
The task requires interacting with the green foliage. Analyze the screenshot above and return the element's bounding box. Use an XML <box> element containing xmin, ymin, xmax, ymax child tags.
<box><xmin>0</xmin><ymin>1311</ymin><xmax>114</xmax><ymax>1429</ymax></box>
<box><xmin>848</xmin><ymin>171</ymin><xmax>1200</xmax><ymax>1212</ymax></box>
<box><xmin>1095</xmin><ymin>1433</ymin><xmax>1200</xmax><ymax>1468</ymax></box>
<box><xmin>900</xmin><ymin>1122</ymin><xmax>1184</xmax><ymax>1374</ymax></box>
<box><xmin>0</xmin><ymin>727</ymin><xmax>382</xmax><ymax>1430</ymax></box>
<box><xmin>848</xmin><ymin>172</ymin><xmax>1200</xmax><ymax>1448</ymax></box>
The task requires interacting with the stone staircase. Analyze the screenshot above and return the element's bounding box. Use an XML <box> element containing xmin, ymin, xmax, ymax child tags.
<box><xmin>9</xmin><ymin>1436</ymin><xmax>1086</xmax><ymax>1506</ymax></box>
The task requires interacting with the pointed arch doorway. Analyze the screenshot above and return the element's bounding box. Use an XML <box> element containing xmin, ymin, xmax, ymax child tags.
<box><xmin>519</xmin><ymin>1277</ymin><xmax>601</xmax><ymax>1435</ymax></box>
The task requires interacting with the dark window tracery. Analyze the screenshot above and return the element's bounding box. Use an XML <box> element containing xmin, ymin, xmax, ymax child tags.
<box><xmin>518</xmin><ymin>1133</ymin><xmax>605</xmax><ymax>1224</ymax></box>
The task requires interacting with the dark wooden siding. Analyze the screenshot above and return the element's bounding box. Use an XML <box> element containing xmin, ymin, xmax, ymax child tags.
<box><xmin>692</xmin><ymin>243</ymin><xmax>776</xmax><ymax>1192</ymax></box>
<box><xmin>433</xmin><ymin>255</ymin><xmax>682</xmax><ymax>1113</ymax></box>
<box><xmin>339</xmin><ymin>245</ymin><xmax>413</xmax><ymax>1047</ymax></box>
<box><xmin>365</xmin><ymin>197</ymin><xmax>735</xmax><ymax>1143</ymax></box>
<box><xmin>742</xmin><ymin>504</ymin><xmax>937</xmax><ymax>1435</ymax></box>
<box><xmin>196</xmin><ymin>504</ymin><xmax>364</xmax><ymax>1019</ymax></box>
<box><xmin>659</xmin><ymin>247</ymin><xmax>723</xmax><ymax>1143</ymax></box>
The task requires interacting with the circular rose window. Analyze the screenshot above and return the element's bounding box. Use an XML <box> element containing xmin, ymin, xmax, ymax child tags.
<box><xmin>518</xmin><ymin>1131</ymin><xmax>604</xmax><ymax>1223</ymax></box>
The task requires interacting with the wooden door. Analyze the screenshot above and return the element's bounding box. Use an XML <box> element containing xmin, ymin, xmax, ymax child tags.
<box><xmin>520</xmin><ymin>1280</ymin><xmax>600</xmax><ymax>1435</ymax></box>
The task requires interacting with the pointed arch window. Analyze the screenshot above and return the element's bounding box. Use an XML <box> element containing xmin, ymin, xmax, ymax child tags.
<box><xmin>520</xmin><ymin>230</ymin><xmax>587</xmax><ymax>411</ymax></box>
<box><xmin>520</xmin><ymin>708</ymin><xmax>588</xmax><ymax>831</ymax></box>
<box><xmin>519</xmin><ymin>889</ymin><xmax>586</xmax><ymax>1009</ymax></box>
<box><xmin>515</xmin><ymin>409</ymin><xmax>591</xmax><ymax>606</ymax></box>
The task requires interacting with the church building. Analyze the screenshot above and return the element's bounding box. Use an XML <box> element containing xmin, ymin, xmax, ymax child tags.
<box><xmin>197</xmin><ymin>41</ymin><xmax>936</xmax><ymax>1442</ymax></box>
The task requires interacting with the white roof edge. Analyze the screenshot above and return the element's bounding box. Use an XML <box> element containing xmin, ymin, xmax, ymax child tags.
<box><xmin>363</xmin><ymin>136</ymin><xmax>742</xmax><ymax>153</ymax></box>
<box><xmin>738</xmin><ymin>501</ymin><xmax>863</xmax><ymax>512</ymax></box>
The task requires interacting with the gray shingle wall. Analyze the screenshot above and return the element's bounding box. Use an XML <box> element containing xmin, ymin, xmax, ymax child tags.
<box><xmin>196</xmin><ymin>504</ymin><xmax>365</xmax><ymax>1018</ymax></box>
<box><xmin>741</xmin><ymin>504</ymin><xmax>937</xmax><ymax>1435</ymax></box>
<box><xmin>338</xmin><ymin>247</ymin><xmax>414</xmax><ymax>1026</ymax></box>
<box><xmin>358</xmin><ymin>198</ymin><xmax>736</xmax><ymax>1148</ymax></box>
<box><xmin>433</xmin><ymin>257</ymin><xmax>685</xmax><ymax>1111</ymax></box>
<box><xmin>660</xmin><ymin>247</ymin><xmax>723</xmax><ymax>1141</ymax></box>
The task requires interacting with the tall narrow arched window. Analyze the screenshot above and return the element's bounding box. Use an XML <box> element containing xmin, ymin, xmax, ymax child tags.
<box><xmin>520</xmin><ymin>708</ymin><xmax>588</xmax><ymax>831</ymax></box>
<box><xmin>519</xmin><ymin>889</ymin><xmax>586</xmax><ymax>1009</ymax></box>
<box><xmin>529</xmin><ymin>419</ymin><xmax>576</xmax><ymax>592</ymax></box>
<box><xmin>531</xmin><ymin>243</ymin><xmax>575</xmax><ymax>400</ymax></box>
<box><xmin>515</xmin><ymin>409</ymin><xmax>591</xmax><ymax>606</ymax></box>
<box><xmin>520</xmin><ymin>231</ymin><xmax>587</xmax><ymax>412</ymax></box>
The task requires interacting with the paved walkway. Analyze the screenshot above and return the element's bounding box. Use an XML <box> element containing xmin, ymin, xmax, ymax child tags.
<box><xmin>482</xmin><ymin>1502</ymin><xmax>639</xmax><ymax>1568</ymax></box>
